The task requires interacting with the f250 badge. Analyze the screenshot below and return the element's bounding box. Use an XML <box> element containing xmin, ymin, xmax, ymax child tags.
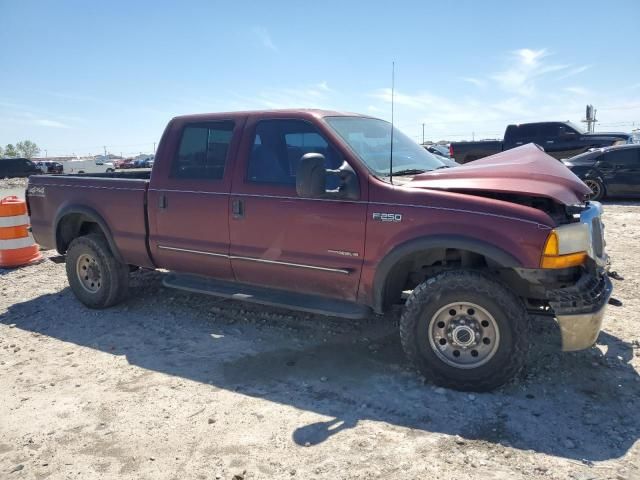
<box><xmin>372</xmin><ymin>212</ymin><xmax>402</xmax><ymax>222</ymax></box>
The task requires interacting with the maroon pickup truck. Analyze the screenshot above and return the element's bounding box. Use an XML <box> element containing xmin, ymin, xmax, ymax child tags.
<box><xmin>27</xmin><ymin>109</ymin><xmax>612</xmax><ymax>391</ymax></box>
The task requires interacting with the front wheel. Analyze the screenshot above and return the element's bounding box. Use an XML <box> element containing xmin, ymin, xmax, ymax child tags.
<box><xmin>65</xmin><ymin>234</ymin><xmax>129</xmax><ymax>309</ymax></box>
<box><xmin>106</xmin><ymin>168</ymin><xmax>115</xmax><ymax>173</ymax></box>
<box><xmin>584</xmin><ymin>178</ymin><xmax>605</xmax><ymax>201</ymax></box>
<box><xmin>400</xmin><ymin>270</ymin><xmax>529</xmax><ymax>391</ymax></box>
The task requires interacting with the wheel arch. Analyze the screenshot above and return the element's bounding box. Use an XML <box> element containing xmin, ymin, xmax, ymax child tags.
<box><xmin>54</xmin><ymin>205</ymin><xmax>124</xmax><ymax>263</ymax></box>
<box><xmin>371</xmin><ymin>235</ymin><xmax>522</xmax><ymax>314</ymax></box>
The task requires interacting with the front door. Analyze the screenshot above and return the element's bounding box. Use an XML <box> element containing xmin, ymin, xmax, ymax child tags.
<box><xmin>148</xmin><ymin>119</ymin><xmax>242</xmax><ymax>278</ymax></box>
<box><xmin>229</xmin><ymin>118</ymin><xmax>367</xmax><ymax>300</ymax></box>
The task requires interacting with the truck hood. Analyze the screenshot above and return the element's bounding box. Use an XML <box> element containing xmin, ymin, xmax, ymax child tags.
<box><xmin>409</xmin><ymin>143</ymin><xmax>592</xmax><ymax>205</ymax></box>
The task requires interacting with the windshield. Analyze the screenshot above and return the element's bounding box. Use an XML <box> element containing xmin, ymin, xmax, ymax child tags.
<box><xmin>325</xmin><ymin>116</ymin><xmax>453</xmax><ymax>177</ymax></box>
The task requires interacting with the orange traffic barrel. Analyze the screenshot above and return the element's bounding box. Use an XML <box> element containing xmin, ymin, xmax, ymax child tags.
<box><xmin>0</xmin><ymin>196</ymin><xmax>42</xmax><ymax>268</ymax></box>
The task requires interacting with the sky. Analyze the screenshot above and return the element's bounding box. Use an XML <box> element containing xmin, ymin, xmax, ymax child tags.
<box><xmin>1</xmin><ymin>0</ymin><xmax>639</xmax><ymax>157</ymax></box>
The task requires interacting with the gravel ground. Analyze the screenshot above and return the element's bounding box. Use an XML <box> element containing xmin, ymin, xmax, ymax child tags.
<box><xmin>1</xmin><ymin>187</ymin><xmax>639</xmax><ymax>479</ymax></box>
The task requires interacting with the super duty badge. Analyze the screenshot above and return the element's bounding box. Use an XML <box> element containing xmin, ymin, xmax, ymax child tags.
<box><xmin>372</xmin><ymin>212</ymin><xmax>402</xmax><ymax>222</ymax></box>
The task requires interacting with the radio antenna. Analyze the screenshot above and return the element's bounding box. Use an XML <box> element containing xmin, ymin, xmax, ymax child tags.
<box><xmin>389</xmin><ymin>61</ymin><xmax>395</xmax><ymax>184</ymax></box>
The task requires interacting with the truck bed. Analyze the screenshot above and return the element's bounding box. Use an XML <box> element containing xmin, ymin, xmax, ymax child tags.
<box><xmin>449</xmin><ymin>140</ymin><xmax>503</xmax><ymax>164</ymax></box>
<box><xmin>27</xmin><ymin>173</ymin><xmax>154</xmax><ymax>268</ymax></box>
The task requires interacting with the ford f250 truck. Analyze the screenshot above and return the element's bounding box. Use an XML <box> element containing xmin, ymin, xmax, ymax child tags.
<box><xmin>26</xmin><ymin>109</ymin><xmax>612</xmax><ymax>391</ymax></box>
<box><xmin>450</xmin><ymin>121</ymin><xmax>631</xmax><ymax>164</ymax></box>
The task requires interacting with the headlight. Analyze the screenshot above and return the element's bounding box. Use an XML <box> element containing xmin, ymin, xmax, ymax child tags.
<box><xmin>540</xmin><ymin>223</ymin><xmax>590</xmax><ymax>269</ymax></box>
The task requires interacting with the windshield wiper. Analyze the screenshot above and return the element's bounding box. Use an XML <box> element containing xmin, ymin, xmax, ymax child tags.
<box><xmin>433</xmin><ymin>165</ymin><xmax>452</xmax><ymax>170</ymax></box>
<box><xmin>390</xmin><ymin>168</ymin><xmax>426</xmax><ymax>176</ymax></box>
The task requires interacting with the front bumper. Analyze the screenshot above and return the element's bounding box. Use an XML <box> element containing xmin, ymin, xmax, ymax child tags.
<box><xmin>546</xmin><ymin>272</ymin><xmax>613</xmax><ymax>351</ymax></box>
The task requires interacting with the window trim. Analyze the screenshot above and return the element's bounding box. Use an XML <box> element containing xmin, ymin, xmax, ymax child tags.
<box><xmin>170</xmin><ymin>120</ymin><xmax>236</xmax><ymax>181</ymax></box>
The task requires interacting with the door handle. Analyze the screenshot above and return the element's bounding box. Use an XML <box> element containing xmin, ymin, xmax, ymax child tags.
<box><xmin>158</xmin><ymin>194</ymin><xmax>168</xmax><ymax>209</ymax></box>
<box><xmin>232</xmin><ymin>199</ymin><xmax>244</xmax><ymax>219</ymax></box>
<box><xmin>546</xmin><ymin>140</ymin><xmax>554</xmax><ymax>144</ymax></box>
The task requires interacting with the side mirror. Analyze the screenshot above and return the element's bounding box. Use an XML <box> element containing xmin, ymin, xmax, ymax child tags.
<box><xmin>296</xmin><ymin>153</ymin><xmax>359</xmax><ymax>200</ymax></box>
<box><xmin>296</xmin><ymin>153</ymin><xmax>328</xmax><ymax>198</ymax></box>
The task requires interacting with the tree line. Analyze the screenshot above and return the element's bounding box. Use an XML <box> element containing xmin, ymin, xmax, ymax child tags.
<box><xmin>0</xmin><ymin>141</ymin><xmax>41</xmax><ymax>159</ymax></box>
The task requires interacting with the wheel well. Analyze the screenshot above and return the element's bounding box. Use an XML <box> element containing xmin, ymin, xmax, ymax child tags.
<box><xmin>379</xmin><ymin>247</ymin><xmax>497</xmax><ymax>311</ymax></box>
<box><xmin>56</xmin><ymin>214</ymin><xmax>106</xmax><ymax>254</ymax></box>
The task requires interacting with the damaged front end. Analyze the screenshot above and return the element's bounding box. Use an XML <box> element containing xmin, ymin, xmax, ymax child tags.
<box><xmin>514</xmin><ymin>201</ymin><xmax>612</xmax><ymax>351</ymax></box>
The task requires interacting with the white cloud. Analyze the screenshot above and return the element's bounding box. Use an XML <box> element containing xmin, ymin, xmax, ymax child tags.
<box><xmin>491</xmin><ymin>48</ymin><xmax>571</xmax><ymax>96</ymax></box>
<box><xmin>229</xmin><ymin>82</ymin><xmax>335</xmax><ymax>110</ymax></box>
<box><xmin>252</xmin><ymin>26</ymin><xmax>277</xmax><ymax>52</ymax></box>
<box><xmin>564</xmin><ymin>86</ymin><xmax>590</xmax><ymax>96</ymax></box>
<box><xmin>35</xmin><ymin>119</ymin><xmax>71</xmax><ymax>128</ymax></box>
<box><xmin>461</xmin><ymin>77</ymin><xmax>486</xmax><ymax>88</ymax></box>
<box><xmin>557</xmin><ymin>65</ymin><xmax>591</xmax><ymax>80</ymax></box>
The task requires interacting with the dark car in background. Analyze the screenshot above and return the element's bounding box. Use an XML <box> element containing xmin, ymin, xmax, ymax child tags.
<box><xmin>0</xmin><ymin>157</ymin><xmax>41</xmax><ymax>178</ymax></box>
<box><xmin>35</xmin><ymin>161</ymin><xmax>64</xmax><ymax>174</ymax></box>
<box><xmin>563</xmin><ymin>144</ymin><xmax>640</xmax><ymax>200</ymax></box>
<box><xmin>450</xmin><ymin>121</ymin><xmax>631</xmax><ymax>164</ymax></box>
<box><xmin>424</xmin><ymin>144</ymin><xmax>451</xmax><ymax>158</ymax></box>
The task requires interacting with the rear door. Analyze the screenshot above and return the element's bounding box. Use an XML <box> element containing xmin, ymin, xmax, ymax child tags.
<box><xmin>148</xmin><ymin>118</ymin><xmax>243</xmax><ymax>278</ymax></box>
<box><xmin>600</xmin><ymin>148</ymin><xmax>640</xmax><ymax>195</ymax></box>
<box><xmin>506</xmin><ymin>124</ymin><xmax>538</xmax><ymax>149</ymax></box>
<box><xmin>228</xmin><ymin>117</ymin><xmax>367</xmax><ymax>300</ymax></box>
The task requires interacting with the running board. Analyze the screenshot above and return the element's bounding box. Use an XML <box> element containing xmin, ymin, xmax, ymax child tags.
<box><xmin>163</xmin><ymin>273</ymin><xmax>371</xmax><ymax>319</ymax></box>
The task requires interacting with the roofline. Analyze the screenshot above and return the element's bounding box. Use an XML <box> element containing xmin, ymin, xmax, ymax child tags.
<box><xmin>170</xmin><ymin>108</ymin><xmax>380</xmax><ymax>123</ymax></box>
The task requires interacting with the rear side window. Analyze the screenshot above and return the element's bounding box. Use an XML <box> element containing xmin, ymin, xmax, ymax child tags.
<box><xmin>515</xmin><ymin>124</ymin><xmax>538</xmax><ymax>139</ymax></box>
<box><xmin>605</xmin><ymin>148</ymin><xmax>639</xmax><ymax>166</ymax></box>
<box><xmin>539</xmin><ymin>124</ymin><xmax>562</xmax><ymax>137</ymax></box>
<box><xmin>247</xmin><ymin>119</ymin><xmax>342</xmax><ymax>185</ymax></box>
<box><xmin>172</xmin><ymin>121</ymin><xmax>234</xmax><ymax>180</ymax></box>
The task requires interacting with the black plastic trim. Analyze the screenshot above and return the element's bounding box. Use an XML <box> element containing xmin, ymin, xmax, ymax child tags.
<box><xmin>53</xmin><ymin>205</ymin><xmax>124</xmax><ymax>263</ymax></box>
<box><xmin>372</xmin><ymin>235</ymin><xmax>522</xmax><ymax>313</ymax></box>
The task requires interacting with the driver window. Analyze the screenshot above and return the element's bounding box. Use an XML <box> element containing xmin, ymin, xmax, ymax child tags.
<box><xmin>247</xmin><ymin>119</ymin><xmax>342</xmax><ymax>185</ymax></box>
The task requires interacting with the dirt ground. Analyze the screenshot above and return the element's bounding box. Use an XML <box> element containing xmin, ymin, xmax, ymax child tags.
<box><xmin>1</xmin><ymin>180</ymin><xmax>639</xmax><ymax>479</ymax></box>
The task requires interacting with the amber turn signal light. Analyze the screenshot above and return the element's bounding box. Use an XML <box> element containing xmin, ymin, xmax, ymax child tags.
<box><xmin>540</xmin><ymin>230</ymin><xmax>587</xmax><ymax>269</ymax></box>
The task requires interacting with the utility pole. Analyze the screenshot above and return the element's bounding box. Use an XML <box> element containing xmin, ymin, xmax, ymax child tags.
<box><xmin>153</xmin><ymin>142</ymin><xmax>156</xmax><ymax>154</ymax></box>
<box><xmin>422</xmin><ymin>123</ymin><xmax>425</xmax><ymax>145</ymax></box>
<box><xmin>45</xmin><ymin>149</ymin><xmax>48</xmax><ymax>158</ymax></box>
<box><xmin>472</xmin><ymin>131</ymin><xmax>475</xmax><ymax>141</ymax></box>
<box><xmin>103</xmin><ymin>146</ymin><xmax>107</xmax><ymax>160</ymax></box>
<box><xmin>582</xmin><ymin>105</ymin><xmax>598</xmax><ymax>133</ymax></box>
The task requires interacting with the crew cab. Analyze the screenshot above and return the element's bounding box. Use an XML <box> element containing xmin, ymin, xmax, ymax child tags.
<box><xmin>27</xmin><ymin>109</ymin><xmax>612</xmax><ymax>391</ymax></box>
<box><xmin>450</xmin><ymin>121</ymin><xmax>631</xmax><ymax>164</ymax></box>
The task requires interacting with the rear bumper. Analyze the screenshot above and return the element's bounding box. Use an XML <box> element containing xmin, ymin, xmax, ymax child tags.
<box><xmin>546</xmin><ymin>272</ymin><xmax>613</xmax><ymax>351</ymax></box>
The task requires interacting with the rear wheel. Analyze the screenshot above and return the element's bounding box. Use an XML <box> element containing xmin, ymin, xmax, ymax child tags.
<box><xmin>106</xmin><ymin>168</ymin><xmax>115</xmax><ymax>173</ymax></box>
<box><xmin>400</xmin><ymin>270</ymin><xmax>529</xmax><ymax>391</ymax></box>
<box><xmin>65</xmin><ymin>234</ymin><xmax>129</xmax><ymax>309</ymax></box>
<box><xmin>584</xmin><ymin>178</ymin><xmax>605</xmax><ymax>201</ymax></box>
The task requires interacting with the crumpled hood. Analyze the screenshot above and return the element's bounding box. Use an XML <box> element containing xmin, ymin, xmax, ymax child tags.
<box><xmin>409</xmin><ymin>143</ymin><xmax>592</xmax><ymax>205</ymax></box>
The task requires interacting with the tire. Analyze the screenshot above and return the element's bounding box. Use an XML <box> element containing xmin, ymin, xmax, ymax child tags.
<box><xmin>106</xmin><ymin>168</ymin><xmax>114</xmax><ymax>173</ymax></box>
<box><xmin>584</xmin><ymin>178</ymin><xmax>605</xmax><ymax>201</ymax></box>
<box><xmin>65</xmin><ymin>234</ymin><xmax>129</xmax><ymax>309</ymax></box>
<box><xmin>400</xmin><ymin>270</ymin><xmax>529</xmax><ymax>391</ymax></box>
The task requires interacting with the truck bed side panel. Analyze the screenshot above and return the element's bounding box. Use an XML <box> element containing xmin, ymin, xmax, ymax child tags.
<box><xmin>28</xmin><ymin>176</ymin><xmax>153</xmax><ymax>268</ymax></box>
